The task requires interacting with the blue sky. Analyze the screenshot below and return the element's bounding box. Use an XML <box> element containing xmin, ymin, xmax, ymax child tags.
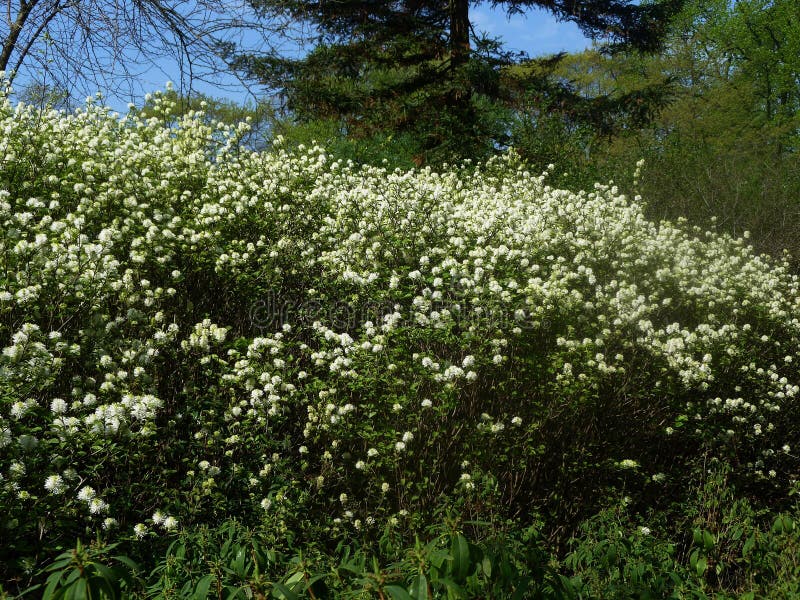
<box><xmin>470</xmin><ymin>4</ymin><xmax>591</xmax><ymax>57</ymax></box>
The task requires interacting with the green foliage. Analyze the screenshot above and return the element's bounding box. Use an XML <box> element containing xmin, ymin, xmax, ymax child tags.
<box><xmin>270</xmin><ymin>118</ymin><xmax>421</xmax><ymax>170</ymax></box>
<box><xmin>31</xmin><ymin>540</ymin><xmax>138</xmax><ymax>600</ymax></box>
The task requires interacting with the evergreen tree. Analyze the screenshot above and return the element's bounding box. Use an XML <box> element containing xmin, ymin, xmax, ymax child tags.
<box><xmin>233</xmin><ymin>0</ymin><xmax>685</xmax><ymax>164</ymax></box>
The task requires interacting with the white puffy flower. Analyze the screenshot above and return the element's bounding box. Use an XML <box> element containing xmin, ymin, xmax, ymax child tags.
<box><xmin>44</xmin><ymin>474</ymin><xmax>66</xmax><ymax>495</ymax></box>
<box><xmin>88</xmin><ymin>498</ymin><xmax>109</xmax><ymax>514</ymax></box>
<box><xmin>50</xmin><ymin>398</ymin><xmax>68</xmax><ymax>414</ymax></box>
<box><xmin>77</xmin><ymin>486</ymin><xmax>96</xmax><ymax>502</ymax></box>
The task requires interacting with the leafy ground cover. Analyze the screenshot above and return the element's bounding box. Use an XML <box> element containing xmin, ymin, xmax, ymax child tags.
<box><xmin>1</xmin><ymin>88</ymin><xmax>799</xmax><ymax>598</ymax></box>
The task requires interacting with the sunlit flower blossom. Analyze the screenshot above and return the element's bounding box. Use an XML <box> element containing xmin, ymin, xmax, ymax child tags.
<box><xmin>89</xmin><ymin>498</ymin><xmax>109</xmax><ymax>514</ymax></box>
<box><xmin>77</xmin><ymin>486</ymin><xmax>96</xmax><ymax>502</ymax></box>
<box><xmin>50</xmin><ymin>398</ymin><xmax>68</xmax><ymax>414</ymax></box>
<box><xmin>44</xmin><ymin>475</ymin><xmax>66</xmax><ymax>495</ymax></box>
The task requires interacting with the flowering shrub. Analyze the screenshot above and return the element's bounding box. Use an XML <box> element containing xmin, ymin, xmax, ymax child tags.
<box><xmin>1</xmin><ymin>85</ymin><xmax>799</xmax><ymax>591</ymax></box>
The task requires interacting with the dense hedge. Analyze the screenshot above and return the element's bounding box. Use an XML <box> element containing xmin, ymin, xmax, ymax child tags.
<box><xmin>1</xmin><ymin>89</ymin><xmax>799</xmax><ymax>597</ymax></box>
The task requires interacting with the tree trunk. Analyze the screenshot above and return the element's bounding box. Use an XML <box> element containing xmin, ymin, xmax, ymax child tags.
<box><xmin>449</xmin><ymin>0</ymin><xmax>470</xmax><ymax>68</ymax></box>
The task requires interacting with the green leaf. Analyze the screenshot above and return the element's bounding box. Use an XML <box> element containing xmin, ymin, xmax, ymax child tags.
<box><xmin>91</xmin><ymin>574</ymin><xmax>117</xmax><ymax>600</ymax></box>
<box><xmin>301</xmin><ymin>573</ymin><xmax>326</xmax><ymax>591</ymax></box>
<box><xmin>92</xmin><ymin>561</ymin><xmax>118</xmax><ymax>585</ymax></box>
<box><xmin>272</xmin><ymin>582</ymin><xmax>298</xmax><ymax>600</ymax></box>
<box><xmin>224</xmin><ymin>584</ymin><xmax>249</xmax><ymax>599</ymax></box>
<box><xmin>231</xmin><ymin>548</ymin><xmax>247</xmax><ymax>576</ymax></box>
<box><xmin>742</xmin><ymin>534</ymin><xmax>756</xmax><ymax>557</ymax></box>
<box><xmin>62</xmin><ymin>569</ymin><xmax>82</xmax><ymax>587</ymax></box>
<box><xmin>689</xmin><ymin>549</ymin><xmax>699</xmax><ymax>570</ymax></box>
<box><xmin>384</xmin><ymin>585</ymin><xmax>413</xmax><ymax>600</ymax></box>
<box><xmin>695</xmin><ymin>557</ymin><xmax>707</xmax><ymax>578</ymax></box>
<box><xmin>481</xmin><ymin>556</ymin><xmax>492</xmax><ymax>578</ymax></box>
<box><xmin>284</xmin><ymin>571</ymin><xmax>304</xmax><ymax>590</ymax></box>
<box><xmin>428</xmin><ymin>550</ymin><xmax>451</xmax><ymax>570</ymax></box>
<box><xmin>702</xmin><ymin>530</ymin><xmax>715</xmax><ymax>552</ymax></box>
<box><xmin>112</xmin><ymin>555</ymin><xmax>139</xmax><ymax>573</ymax></box>
<box><xmin>410</xmin><ymin>574</ymin><xmax>428</xmax><ymax>599</ymax></box>
<box><xmin>435</xmin><ymin>577</ymin><xmax>465</xmax><ymax>598</ymax></box>
<box><xmin>194</xmin><ymin>574</ymin><xmax>215</xmax><ymax>599</ymax></box>
<box><xmin>45</xmin><ymin>557</ymin><xmax>74</xmax><ymax>572</ymax></box>
<box><xmin>451</xmin><ymin>534</ymin><xmax>470</xmax><ymax>581</ymax></box>
<box><xmin>69</xmin><ymin>577</ymin><xmax>87</xmax><ymax>600</ymax></box>
<box><xmin>772</xmin><ymin>515</ymin><xmax>794</xmax><ymax>534</ymax></box>
<box><xmin>692</xmin><ymin>528</ymin><xmax>703</xmax><ymax>546</ymax></box>
<box><xmin>42</xmin><ymin>572</ymin><xmax>63</xmax><ymax>600</ymax></box>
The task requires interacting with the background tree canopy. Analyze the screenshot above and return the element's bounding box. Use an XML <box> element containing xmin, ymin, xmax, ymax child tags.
<box><xmin>231</xmin><ymin>0</ymin><xmax>686</xmax><ymax>164</ymax></box>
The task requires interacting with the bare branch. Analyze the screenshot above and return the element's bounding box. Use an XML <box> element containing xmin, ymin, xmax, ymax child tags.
<box><xmin>2</xmin><ymin>0</ymin><xmax>286</xmax><ymax>103</ymax></box>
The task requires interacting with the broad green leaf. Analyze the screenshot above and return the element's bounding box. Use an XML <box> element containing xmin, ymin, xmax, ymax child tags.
<box><xmin>436</xmin><ymin>577</ymin><xmax>465</xmax><ymax>598</ymax></box>
<box><xmin>111</xmin><ymin>555</ymin><xmax>140</xmax><ymax>580</ymax></box>
<box><xmin>69</xmin><ymin>578</ymin><xmax>87</xmax><ymax>600</ymax></box>
<box><xmin>481</xmin><ymin>556</ymin><xmax>492</xmax><ymax>578</ymax></box>
<box><xmin>42</xmin><ymin>572</ymin><xmax>63</xmax><ymax>600</ymax></box>
<box><xmin>284</xmin><ymin>571</ymin><xmax>305</xmax><ymax>590</ymax></box>
<box><xmin>410</xmin><ymin>574</ymin><xmax>428</xmax><ymax>599</ymax></box>
<box><xmin>384</xmin><ymin>585</ymin><xmax>413</xmax><ymax>600</ymax></box>
<box><xmin>231</xmin><ymin>548</ymin><xmax>247</xmax><ymax>576</ymax></box>
<box><xmin>692</xmin><ymin>528</ymin><xmax>703</xmax><ymax>546</ymax></box>
<box><xmin>695</xmin><ymin>557</ymin><xmax>707</xmax><ymax>578</ymax></box>
<box><xmin>272</xmin><ymin>582</ymin><xmax>298</xmax><ymax>600</ymax></box>
<box><xmin>301</xmin><ymin>573</ymin><xmax>326</xmax><ymax>591</ymax></box>
<box><xmin>451</xmin><ymin>534</ymin><xmax>470</xmax><ymax>581</ymax></box>
<box><xmin>193</xmin><ymin>574</ymin><xmax>215</xmax><ymax>599</ymax></box>
<box><xmin>92</xmin><ymin>562</ymin><xmax>117</xmax><ymax>584</ymax></box>
<box><xmin>742</xmin><ymin>534</ymin><xmax>756</xmax><ymax>557</ymax></box>
<box><xmin>702</xmin><ymin>530</ymin><xmax>715</xmax><ymax>551</ymax></box>
<box><xmin>45</xmin><ymin>558</ymin><xmax>74</xmax><ymax>572</ymax></box>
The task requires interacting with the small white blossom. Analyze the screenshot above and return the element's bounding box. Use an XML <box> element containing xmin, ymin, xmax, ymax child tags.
<box><xmin>44</xmin><ymin>474</ymin><xmax>66</xmax><ymax>495</ymax></box>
